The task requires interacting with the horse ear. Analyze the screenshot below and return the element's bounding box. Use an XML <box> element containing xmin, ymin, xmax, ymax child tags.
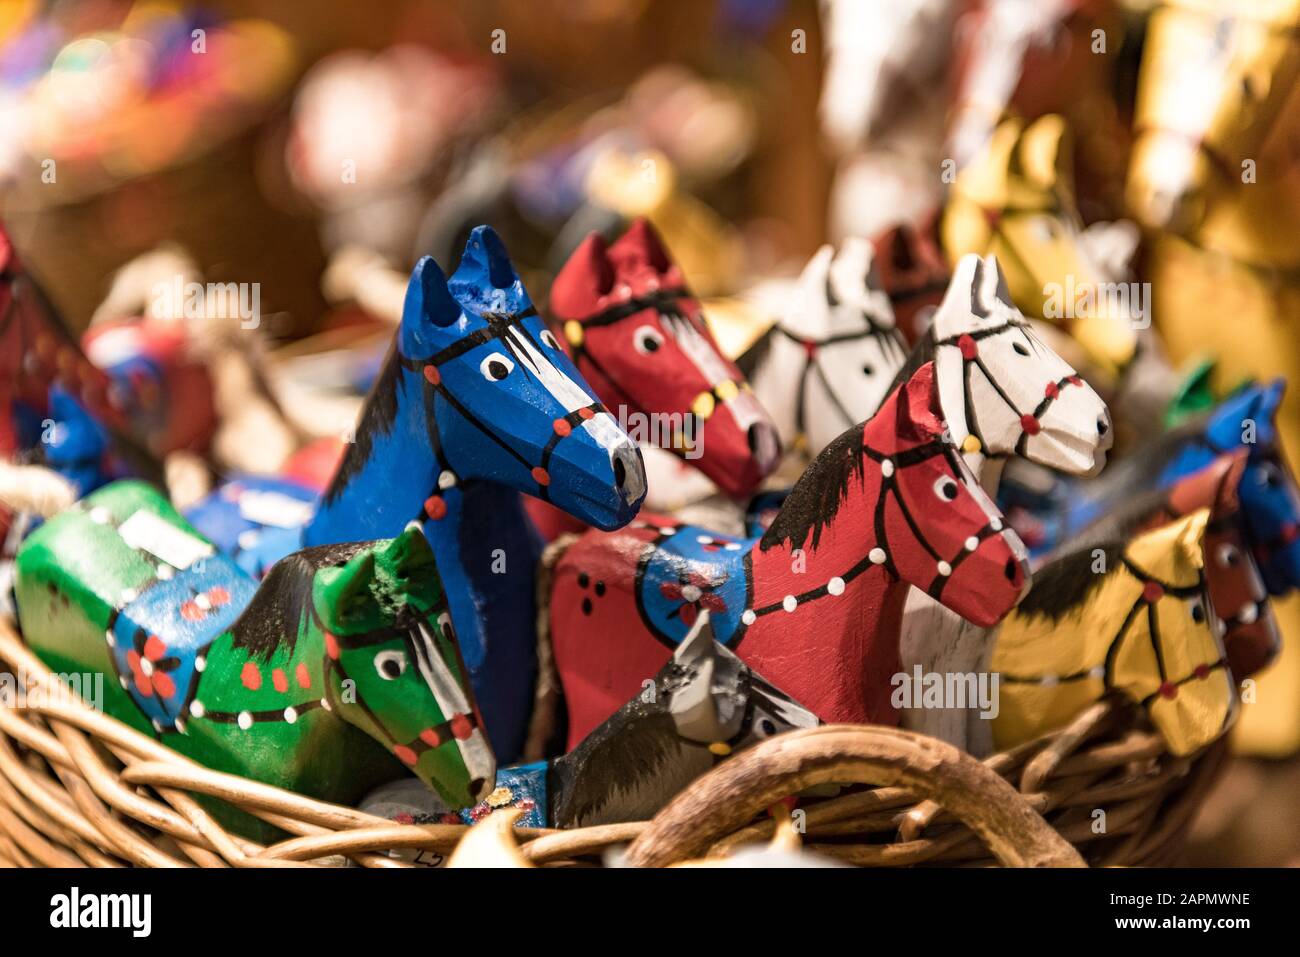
<box><xmin>1176</xmin><ymin>509</ymin><xmax>1212</xmax><ymax>572</ymax></box>
<box><xmin>794</xmin><ymin>244</ymin><xmax>836</xmax><ymax>315</ymax></box>
<box><xmin>673</xmin><ymin>610</ymin><xmax>716</xmax><ymax>666</ymax></box>
<box><xmin>376</xmin><ymin>524</ymin><xmax>438</xmax><ymax>592</ymax></box>
<box><xmin>321</xmin><ymin>549</ymin><xmax>378</xmax><ymax>627</ymax></box>
<box><xmin>455</xmin><ymin>225</ymin><xmax>520</xmax><ymax>291</ymax></box>
<box><xmin>931</xmin><ymin>254</ymin><xmax>981</xmax><ymax>340</ymax></box>
<box><xmin>982</xmin><ymin>254</ymin><xmax>1015</xmax><ymax>310</ymax></box>
<box><xmin>405</xmin><ymin>257</ymin><xmax>461</xmax><ymax>333</ymax></box>
<box><xmin>550</xmin><ymin>231</ymin><xmax>615</xmax><ymax>321</ymax></box>
<box><xmin>608</xmin><ymin>216</ymin><xmax>674</xmax><ymax>277</ymax></box>
<box><xmin>1168</xmin><ymin>452</ymin><xmax>1248</xmax><ymax>517</ymax></box>
<box><xmin>1019</xmin><ymin>114</ymin><xmax>1072</xmax><ymax>193</ymax></box>
<box><xmin>898</xmin><ymin>361</ymin><xmax>946</xmax><ymax>439</ymax></box>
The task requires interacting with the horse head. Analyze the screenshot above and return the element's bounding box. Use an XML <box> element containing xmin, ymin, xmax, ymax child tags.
<box><xmin>1127</xmin><ymin>0</ymin><xmax>1300</xmax><ymax>233</ymax></box>
<box><xmin>550</xmin><ymin>218</ymin><xmax>779</xmax><ymax>498</ymax></box>
<box><xmin>926</xmin><ymin>253</ymin><xmax>1112</xmax><ymax>478</ymax></box>
<box><xmin>311</xmin><ymin>527</ymin><xmax>496</xmax><ymax>808</ymax></box>
<box><xmin>401</xmin><ymin>225</ymin><xmax>646</xmax><ymax>530</ymax></box>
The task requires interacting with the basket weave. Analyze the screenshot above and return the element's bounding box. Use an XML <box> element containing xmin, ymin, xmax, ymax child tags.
<box><xmin>0</xmin><ymin>615</ymin><xmax>1225</xmax><ymax>868</ymax></box>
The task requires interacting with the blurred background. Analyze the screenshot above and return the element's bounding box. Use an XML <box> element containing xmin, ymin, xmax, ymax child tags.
<box><xmin>0</xmin><ymin>0</ymin><xmax>1296</xmax><ymax>864</ymax></box>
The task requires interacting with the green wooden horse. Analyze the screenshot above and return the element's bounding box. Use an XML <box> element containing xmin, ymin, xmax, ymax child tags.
<box><xmin>14</xmin><ymin>481</ymin><xmax>494</xmax><ymax>834</ymax></box>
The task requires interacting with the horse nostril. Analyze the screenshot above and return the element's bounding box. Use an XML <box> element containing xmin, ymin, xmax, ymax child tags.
<box><xmin>1097</xmin><ymin>417</ymin><xmax>1109</xmax><ymax>437</ymax></box>
<box><xmin>747</xmin><ymin>422</ymin><xmax>780</xmax><ymax>466</ymax></box>
<box><xmin>469</xmin><ymin>777</ymin><xmax>487</xmax><ymax>798</ymax></box>
<box><xmin>614</xmin><ymin>455</ymin><xmax>627</xmax><ymax>489</ymax></box>
<box><xmin>1004</xmin><ymin>557</ymin><xmax>1020</xmax><ymax>583</ymax></box>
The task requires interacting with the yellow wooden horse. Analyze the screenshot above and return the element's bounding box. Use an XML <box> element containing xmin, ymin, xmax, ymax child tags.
<box><xmin>978</xmin><ymin>510</ymin><xmax>1236</xmax><ymax>758</ymax></box>
<box><xmin>1127</xmin><ymin>0</ymin><xmax>1300</xmax><ymax>756</ymax></box>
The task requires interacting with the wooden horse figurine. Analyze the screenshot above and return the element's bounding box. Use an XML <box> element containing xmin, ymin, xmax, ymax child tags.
<box><xmin>548</xmin><ymin>218</ymin><xmax>781</xmax><ymax>509</ymax></box>
<box><xmin>14</xmin><ymin>481</ymin><xmax>495</xmax><ymax>834</ymax></box>
<box><xmin>1069</xmin><ymin>452</ymin><xmax>1281</xmax><ymax>681</ymax></box>
<box><xmin>971</xmin><ymin>510</ymin><xmax>1237</xmax><ymax>758</ymax></box>
<box><xmin>365</xmin><ymin>612</ymin><xmax>818</xmax><ymax>833</ymax></box>
<box><xmin>547</xmin><ymin>360</ymin><xmax>1031</xmax><ymax>747</ymax></box>
<box><xmin>870</xmin><ymin>212</ymin><xmax>949</xmax><ymax>345</ymax></box>
<box><xmin>187</xmin><ymin>226</ymin><xmax>647</xmax><ymax>762</ymax></box>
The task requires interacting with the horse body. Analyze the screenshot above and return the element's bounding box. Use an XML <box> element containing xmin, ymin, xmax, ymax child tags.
<box><xmin>551</xmin><ymin>362</ymin><xmax>1030</xmax><ymax>747</ymax></box>
<box><xmin>15</xmin><ymin>481</ymin><xmax>493</xmax><ymax>835</ymax></box>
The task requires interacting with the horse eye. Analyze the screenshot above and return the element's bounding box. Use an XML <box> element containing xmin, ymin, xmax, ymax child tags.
<box><xmin>1257</xmin><ymin>464</ymin><xmax>1280</xmax><ymax>487</ymax></box>
<box><xmin>374</xmin><ymin>650</ymin><xmax>407</xmax><ymax>680</ymax></box>
<box><xmin>634</xmin><ymin>325</ymin><xmax>664</xmax><ymax>355</ymax></box>
<box><xmin>755</xmin><ymin>716</ymin><xmax>778</xmax><ymax>738</ymax></box>
<box><xmin>862</xmin><ymin>364</ymin><xmax>874</xmax><ymax>377</ymax></box>
<box><xmin>540</xmin><ymin>329</ymin><xmax>560</xmax><ymax>350</ymax></box>
<box><xmin>1013</xmin><ymin>341</ymin><xmax>1030</xmax><ymax>356</ymax></box>
<box><xmin>479</xmin><ymin>352</ymin><xmax>514</xmax><ymax>381</ymax></box>
<box><xmin>933</xmin><ymin>476</ymin><xmax>960</xmax><ymax>501</ymax></box>
<box><xmin>1189</xmin><ymin>601</ymin><xmax>1206</xmax><ymax>625</ymax></box>
<box><xmin>1216</xmin><ymin>544</ymin><xmax>1240</xmax><ymax>568</ymax></box>
<box><xmin>437</xmin><ymin>611</ymin><xmax>455</xmax><ymax>643</ymax></box>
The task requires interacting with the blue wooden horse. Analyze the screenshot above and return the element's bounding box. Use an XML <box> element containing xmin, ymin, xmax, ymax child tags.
<box><xmin>1001</xmin><ymin>380</ymin><xmax>1300</xmax><ymax>595</ymax></box>
<box><xmin>187</xmin><ymin>227</ymin><xmax>647</xmax><ymax>761</ymax></box>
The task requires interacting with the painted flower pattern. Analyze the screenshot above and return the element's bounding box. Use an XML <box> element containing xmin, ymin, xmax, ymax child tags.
<box><xmin>660</xmin><ymin>570</ymin><xmax>728</xmax><ymax>626</ymax></box>
<box><xmin>127</xmin><ymin>630</ymin><xmax>181</xmax><ymax>700</ymax></box>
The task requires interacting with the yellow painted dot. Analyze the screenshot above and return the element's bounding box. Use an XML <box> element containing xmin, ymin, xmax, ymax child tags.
<box><xmin>962</xmin><ymin>434</ymin><xmax>983</xmax><ymax>453</ymax></box>
<box><xmin>563</xmin><ymin>320</ymin><xmax>585</xmax><ymax>347</ymax></box>
<box><xmin>715</xmin><ymin>379</ymin><xmax>739</xmax><ymax>401</ymax></box>
<box><xmin>692</xmin><ymin>392</ymin><xmax>716</xmax><ymax>419</ymax></box>
<box><xmin>708</xmin><ymin>741</ymin><xmax>732</xmax><ymax>756</ymax></box>
<box><xmin>486</xmin><ymin>786</ymin><xmax>514</xmax><ymax>808</ymax></box>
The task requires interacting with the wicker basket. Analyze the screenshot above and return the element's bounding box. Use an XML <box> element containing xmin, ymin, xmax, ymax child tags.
<box><xmin>0</xmin><ymin>615</ymin><xmax>1226</xmax><ymax>868</ymax></box>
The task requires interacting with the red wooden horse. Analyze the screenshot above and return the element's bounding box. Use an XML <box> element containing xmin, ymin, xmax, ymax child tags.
<box><xmin>547</xmin><ymin>361</ymin><xmax>1031</xmax><ymax>746</ymax></box>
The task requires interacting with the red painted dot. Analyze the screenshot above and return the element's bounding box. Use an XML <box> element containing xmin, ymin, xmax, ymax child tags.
<box><xmin>394</xmin><ymin>745</ymin><xmax>419</xmax><ymax>766</ymax></box>
<box><xmin>180</xmin><ymin>601</ymin><xmax>202</xmax><ymax>622</ymax></box>
<box><xmin>802</xmin><ymin>340</ymin><xmax>818</xmax><ymax>359</ymax></box>
<box><xmin>578</xmin><ymin>407</ymin><xmax>595</xmax><ymax>420</ymax></box>
<box><xmin>1020</xmin><ymin>414</ymin><xmax>1041</xmax><ymax>435</ymax></box>
<box><xmin>272</xmin><ymin>668</ymin><xmax>288</xmax><ymax>693</ymax></box>
<box><xmin>424</xmin><ymin>495</ymin><xmax>447</xmax><ymax>520</ymax></box>
<box><xmin>1281</xmin><ymin>522</ymin><xmax>1300</xmax><ymax>545</ymax></box>
<box><xmin>958</xmin><ymin>334</ymin><xmax>978</xmax><ymax>360</ymax></box>
<box><xmin>1067</xmin><ymin>375</ymin><xmax>1082</xmax><ymax>387</ymax></box>
<box><xmin>1158</xmin><ymin>682</ymin><xmax>1179</xmax><ymax>700</ymax></box>
<box><xmin>296</xmin><ymin>663</ymin><xmax>312</xmax><ymax>689</ymax></box>
<box><xmin>241</xmin><ymin>662</ymin><xmax>262</xmax><ymax>691</ymax></box>
<box><xmin>1142</xmin><ymin>582</ymin><xmax>1164</xmax><ymax>603</ymax></box>
<box><xmin>419</xmin><ymin>727</ymin><xmax>444</xmax><ymax>747</ymax></box>
<box><xmin>1044</xmin><ymin>381</ymin><xmax>1059</xmax><ymax>399</ymax></box>
<box><xmin>143</xmin><ymin>634</ymin><xmax>167</xmax><ymax>661</ymax></box>
<box><xmin>153</xmin><ymin>673</ymin><xmax>176</xmax><ymax>699</ymax></box>
<box><xmin>532</xmin><ymin>467</ymin><xmax>551</xmax><ymax>486</ymax></box>
<box><xmin>423</xmin><ymin>365</ymin><xmax>440</xmax><ymax>386</ymax></box>
<box><xmin>1194</xmin><ymin>664</ymin><xmax>1211</xmax><ymax>680</ymax></box>
<box><xmin>324</xmin><ymin>631</ymin><xmax>340</xmax><ymax>660</ymax></box>
<box><xmin>208</xmin><ymin>587</ymin><xmax>230</xmax><ymax>606</ymax></box>
<box><xmin>553</xmin><ymin>418</ymin><xmax>572</xmax><ymax>437</ymax></box>
<box><xmin>450</xmin><ymin>713</ymin><xmax>475</xmax><ymax>740</ymax></box>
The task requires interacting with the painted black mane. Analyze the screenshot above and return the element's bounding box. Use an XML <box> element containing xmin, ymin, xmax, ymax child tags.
<box><xmin>761</xmin><ymin>423</ymin><xmax>867</xmax><ymax>553</ymax></box>
<box><xmin>231</xmin><ymin>540</ymin><xmax>373</xmax><ymax>661</ymax></box>
<box><xmin>322</xmin><ymin>341</ymin><xmax>406</xmax><ymax>507</ymax></box>
<box><xmin>1014</xmin><ymin>541</ymin><xmax>1123</xmax><ymax>622</ymax></box>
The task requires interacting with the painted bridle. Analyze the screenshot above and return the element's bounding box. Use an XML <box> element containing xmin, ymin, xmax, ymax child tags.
<box><xmin>397</xmin><ymin>306</ymin><xmax>610</xmax><ymax>522</ymax></box>
<box><xmin>934</xmin><ymin>316</ymin><xmax>1086</xmax><ymax>459</ymax></box>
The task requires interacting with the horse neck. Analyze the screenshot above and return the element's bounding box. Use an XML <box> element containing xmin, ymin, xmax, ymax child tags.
<box><xmin>202</xmin><ymin>626</ymin><xmax>334</xmax><ymax>720</ymax></box>
<box><xmin>304</xmin><ymin>361</ymin><xmax>438</xmax><ymax>547</ymax></box>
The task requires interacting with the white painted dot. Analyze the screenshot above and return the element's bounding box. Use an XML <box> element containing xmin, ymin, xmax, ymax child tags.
<box><xmin>195</xmin><ymin>594</ymin><xmax>211</xmax><ymax>611</ymax></box>
<box><xmin>1239</xmin><ymin>602</ymin><xmax>1258</xmax><ymax>624</ymax></box>
<box><xmin>990</xmin><ymin>518</ymin><xmax>1003</xmax><ymax>531</ymax></box>
<box><xmin>119</xmin><ymin>676</ymin><xmax>129</xmax><ymax>690</ymax></box>
<box><xmin>194</xmin><ymin>656</ymin><xmax>205</xmax><ymax>673</ymax></box>
<box><xmin>174</xmin><ymin>718</ymin><xmax>185</xmax><ymax>734</ymax></box>
<box><xmin>827</xmin><ymin>577</ymin><xmax>845</xmax><ymax>596</ymax></box>
<box><xmin>869</xmin><ymin>548</ymin><xmax>887</xmax><ymax>565</ymax></box>
<box><xmin>881</xmin><ymin>459</ymin><xmax>895</xmax><ymax>477</ymax></box>
<box><xmin>237</xmin><ymin>711</ymin><xmax>253</xmax><ymax>730</ymax></box>
<box><xmin>681</xmin><ymin>584</ymin><xmax>702</xmax><ymax>602</ymax></box>
<box><xmin>741</xmin><ymin>609</ymin><xmax>756</xmax><ymax>625</ymax></box>
<box><xmin>783</xmin><ymin>595</ymin><xmax>798</xmax><ymax>613</ymax></box>
<box><xmin>965</xmin><ymin>536</ymin><xmax>980</xmax><ymax>551</ymax></box>
<box><xmin>89</xmin><ymin>507</ymin><xmax>111</xmax><ymax>524</ymax></box>
<box><xmin>724</xmin><ymin>542</ymin><xmax>742</xmax><ymax>551</ymax></box>
<box><xmin>151</xmin><ymin>719</ymin><xmax>163</xmax><ymax>733</ymax></box>
<box><xmin>1040</xmin><ymin>675</ymin><xmax>1059</xmax><ymax>688</ymax></box>
<box><xmin>189</xmin><ymin>700</ymin><xmax>205</xmax><ymax>718</ymax></box>
<box><xmin>120</xmin><ymin>588</ymin><xmax>137</xmax><ymax>603</ymax></box>
<box><xmin>140</xmin><ymin>658</ymin><xmax>154</xmax><ymax>677</ymax></box>
<box><xmin>661</xmin><ymin>526</ymin><xmax>677</xmax><ymax>536</ymax></box>
<box><xmin>1089</xmin><ymin>666</ymin><xmax>1105</xmax><ymax>679</ymax></box>
<box><xmin>284</xmin><ymin>707</ymin><xmax>298</xmax><ymax>725</ymax></box>
<box><xmin>439</xmin><ymin>470</ymin><xmax>457</xmax><ymax>490</ymax></box>
<box><xmin>320</xmin><ymin>697</ymin><xmax>333</xmax><ymax>712</ymax></box>
<box><xmin>936</xmin><ymin>561</ymin><xmax>952</xmax><ymax>577</ymax></box>
<box><xmin>104</xmin><ymin>630</ymin><xmax>115</xmax><ymax>647</ymax></box>
<box><xmin>237</xmin><ymin>530</ymin><xmax>260</xmax><ymax>550</ymax></box>
<box><xmin>157</xmin><ymin>565</ymin><xmax>173</xmax><ymax>581</ymax></box>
